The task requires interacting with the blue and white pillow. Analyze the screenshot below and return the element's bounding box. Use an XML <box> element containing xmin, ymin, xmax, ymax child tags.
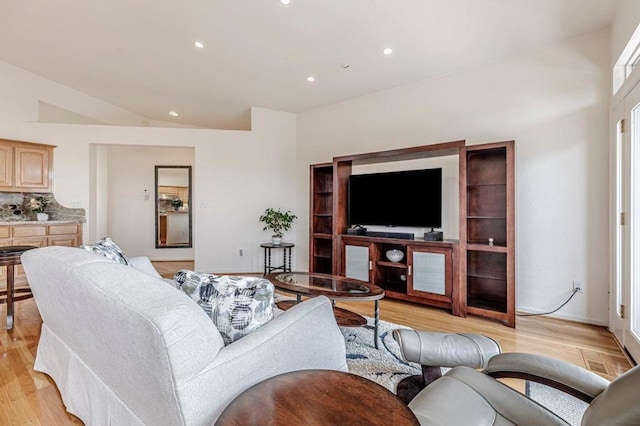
<box><xmin>79</xmin><ymin>237</ymin><xmax>129</xmax><ymax>265</ymax></box>
<box><xmin>174</xmin><ymin>270</ymin><xmax>275</xmax><ymax>345</ymax></box>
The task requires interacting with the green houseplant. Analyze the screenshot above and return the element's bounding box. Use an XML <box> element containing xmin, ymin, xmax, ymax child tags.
<box><xmin>29</xmin><ymin>195</ymin><xmax>52</xmax><ymax>221</ymax></box>
<box><xmin>172</xmin><ymin>198</ymin><xmax>184</xmax><ymax>211</ymax></box>
<box><xmin>259</xmin><ymin>208</ymin><xmax>297</xmax><ymax>245</ymax></box>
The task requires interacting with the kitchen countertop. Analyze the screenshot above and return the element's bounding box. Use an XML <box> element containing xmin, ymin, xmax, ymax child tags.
<box><xmin>0</xmin><ymin>219</ymin><xmax>85</xmax><ymax>225</ymax></box>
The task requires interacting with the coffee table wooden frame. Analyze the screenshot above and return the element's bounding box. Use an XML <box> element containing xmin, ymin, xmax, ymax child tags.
<box><xmin>266</xmin><ymin>271</ymin><xmax>385</xmax><ymax>348</ymax></box>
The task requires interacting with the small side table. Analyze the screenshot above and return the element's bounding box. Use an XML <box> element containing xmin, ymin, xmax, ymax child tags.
<box><xmin>0</xmin><ymin>245</ymin><xmax>37</xmax><ymax>330</ymax></box>
<box><xmin>260</xmin><ymin>242</ymin><xmax>294</xmax><ymax>276</ymax></box>
<box><xmin>215</xmin><ymin>369</ymin><xmax>419</xmax><ymax>425</ymax></box>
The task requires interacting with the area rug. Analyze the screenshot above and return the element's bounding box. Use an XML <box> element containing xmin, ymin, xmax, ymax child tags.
<box><xmin>527</xmin><ymin>382</ymin><xmax>588</xmax><ymax>426</ymax></box>
<box><xmin>339</xmin><ymin>318</ymin><xmax>420</xmax><ymax>392</ymax></box>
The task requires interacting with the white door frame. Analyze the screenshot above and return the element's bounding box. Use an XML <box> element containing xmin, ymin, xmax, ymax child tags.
<box><xmin>615</xmin><ymin>81</ymin><xmax>640</xmax><ymax>362</ymax></box>
<box><xmin>610</xmin><ymin>100</ymin><xmax>625</xmax><ymax>344</ymax></box>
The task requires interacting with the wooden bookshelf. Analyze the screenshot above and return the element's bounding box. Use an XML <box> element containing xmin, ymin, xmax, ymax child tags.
<box><xmin>309</xmin><ymin>164</ymin><xmax>335</xmax><ymax>274</ymax></box>
<box><xmin>460</xmin><ymin>141</ymin><xmax>515</xmax><ymax>327</ymax></box>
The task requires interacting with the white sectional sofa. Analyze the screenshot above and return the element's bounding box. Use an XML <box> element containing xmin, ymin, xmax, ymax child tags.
<box><xmin>22</xmin><ymin>246</ymin><xmax>347</xmax><ymax>425</ymax></box>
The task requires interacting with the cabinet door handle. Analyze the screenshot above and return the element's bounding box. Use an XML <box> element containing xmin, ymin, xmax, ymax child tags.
<box><xmin>408</xmin><ymin>265</ymin><xmax>412</xmax><ymax>276</ymax></box>
<box><xmin>369</xmin><ymin>260</ymin><xmax>373</xmax><ymax>270</ymax></box>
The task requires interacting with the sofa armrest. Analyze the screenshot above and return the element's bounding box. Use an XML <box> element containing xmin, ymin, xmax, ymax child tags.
<box><xmin>485</xmin><ymin>353</ymin><xmax>610</xmax><ymax>402</ymax></box>
<box><xmin>128</xmin><ymin>256</ymin><xmax>163</xmax><ymax>279</ymax></box>
<box><xmin>176</xmin><ymin>296</ymin><xmax>348</xmax><ymax>425</ymax></box>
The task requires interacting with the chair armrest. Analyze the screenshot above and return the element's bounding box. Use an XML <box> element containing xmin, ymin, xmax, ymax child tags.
<box><xmin>176</xmin><ymin>296</ymin><xmax>348</xmax><ymax>425</ymax></box>
<box><xmin>128</xmin><ymin>256</ymin><xmax>163</xmax><ymax>279</ymax></box>
<box><xmin>485</xmin><ymin>353</ymin><xmax>610</xmax><ymax>402</ymax></box>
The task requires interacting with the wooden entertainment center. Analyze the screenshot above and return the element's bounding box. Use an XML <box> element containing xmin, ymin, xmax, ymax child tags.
<box><xmin>309</xmin><ymin>140</ymin><xmax>516</xmax><ymax>327</ymax></box>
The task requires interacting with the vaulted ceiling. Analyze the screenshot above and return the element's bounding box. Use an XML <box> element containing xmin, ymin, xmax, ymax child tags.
<box><xmin>0</xmin><ymin>0</ymin><xmax>621</xmax><ymax>129</ymax></box>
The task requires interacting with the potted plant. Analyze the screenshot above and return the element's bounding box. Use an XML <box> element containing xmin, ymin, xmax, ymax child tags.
<box><xmin>172</xmin><ymin>198</ymin><xmax>184</xmax><ymax>211</ymax></box>
<box><xmin>259</xmin><ymin>208</ymin><xmax>297</xmax><ymax>245</ymax></box>
<box><xmin>29</xmin><ymin>195</ymin><xmax>51</xmax><ymax>221</ymax></box>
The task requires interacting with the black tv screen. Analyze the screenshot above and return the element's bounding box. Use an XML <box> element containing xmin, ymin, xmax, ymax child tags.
<box><xmin>348</xmin><ymin>168</ymin><xmax>442</xmax><ymax>228</ymax></box>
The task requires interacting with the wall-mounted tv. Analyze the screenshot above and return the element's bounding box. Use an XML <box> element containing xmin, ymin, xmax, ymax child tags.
<box><xmin>348</xmin><ymin>168</ymin><xmax>442</xmax><ymax>228</ymax></box>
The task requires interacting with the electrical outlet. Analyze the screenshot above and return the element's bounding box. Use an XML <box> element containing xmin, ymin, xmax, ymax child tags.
<box><xmin>572</xmin><ymin>280</ymin><xmax>583</xmax><ymax>293</ymax></box>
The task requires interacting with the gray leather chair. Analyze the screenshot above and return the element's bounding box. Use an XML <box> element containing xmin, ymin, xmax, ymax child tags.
<box><xmin>394</xmin><ymin>329</ymin><xmax>640</xmax><ymax>425</ymax></box>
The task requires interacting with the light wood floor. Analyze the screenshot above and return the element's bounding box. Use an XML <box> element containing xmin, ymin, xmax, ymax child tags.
<box><xmin>0</xmin><ymin>261</ymin><xmax>631</xmax><ymax>425</ymax></box>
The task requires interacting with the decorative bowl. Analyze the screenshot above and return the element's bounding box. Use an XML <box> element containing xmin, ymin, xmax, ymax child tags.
<box><xmin>385</xmin><ymin>249</ymin><xmax>404</xmax><ymax>263</ymax></box>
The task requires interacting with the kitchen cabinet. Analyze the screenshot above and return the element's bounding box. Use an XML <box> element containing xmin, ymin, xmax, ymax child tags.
<box><xmin>0</xmin><ymin>222</ymin><xmax>83</xmax><ymax>290</ymax></box>
<box><xmin>0</xmin><ymin>139</ymin><xmax>54</xmax><ymax>193</ymax></box>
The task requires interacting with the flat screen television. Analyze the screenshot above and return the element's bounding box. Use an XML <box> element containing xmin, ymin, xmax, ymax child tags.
<box><xmin>348</xmin><ymin>168</ymin><xmax>442</xmax><ymax>228</ymax></box>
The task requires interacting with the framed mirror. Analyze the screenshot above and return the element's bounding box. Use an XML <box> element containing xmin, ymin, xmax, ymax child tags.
<box><xmin>155</xmin><ymin>165</ymin><xmax>192</xmax><ymax>248</ymax></box>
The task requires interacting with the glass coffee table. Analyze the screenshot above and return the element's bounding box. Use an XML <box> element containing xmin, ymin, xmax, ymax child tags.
<box><xmin>266</xmin><ymin>272</ymin><xmax>385</xmax><ymax>349</ymax></box>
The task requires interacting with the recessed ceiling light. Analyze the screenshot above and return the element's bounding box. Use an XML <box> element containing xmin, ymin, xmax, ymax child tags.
<box><xmin>194</xmin><ymin>41</ymin><xmax>204</xmax><ymax>49</ymax></box>
<box><xmin>382</xmin><ymin>47</ymin><xmax>393</xmax><ymax>55</ymax></box>
<box><xmin>306</xmin><ymin>76</ymin><xmax>315</xmax><ymax>82</ymax></box>
<box><xmin>169</xmin><ymin>111</ymin><xmax>179</xmax><ymax>117</ymax></box>
<box><xmin>280</xmin><ymin>0</ymin><xmax>291</xmax><ymax>4</ymax></box>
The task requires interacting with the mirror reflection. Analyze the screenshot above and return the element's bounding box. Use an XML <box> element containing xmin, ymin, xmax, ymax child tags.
<box><xmin>155</xmin><ymin>165</ymin><xmax>192</xmax><ymax>248</ymax></box>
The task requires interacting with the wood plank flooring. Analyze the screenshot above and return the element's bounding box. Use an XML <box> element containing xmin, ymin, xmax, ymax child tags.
<box><xmin>0</xmin><ymin>261</ymin><xmax>631</xmax><ymax>425</ymax></box>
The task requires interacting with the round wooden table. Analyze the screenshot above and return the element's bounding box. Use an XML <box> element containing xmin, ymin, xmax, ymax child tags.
<box><xmin>215</xmin><ymin>369</ymin><xmax>419</xmax><ymax>426</ymax></box>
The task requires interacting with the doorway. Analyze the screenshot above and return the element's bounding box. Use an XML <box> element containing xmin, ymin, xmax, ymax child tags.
<box><xmin>611</xmin><ymin>82</ymin><xmax>640</xmax><ymax>363</ymax></box>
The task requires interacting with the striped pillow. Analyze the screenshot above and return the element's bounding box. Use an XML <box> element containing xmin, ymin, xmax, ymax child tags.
<box><xmin>80</xmin><ymin>237</ymin><xmax>130</xmax><ymax>266</ymax></box>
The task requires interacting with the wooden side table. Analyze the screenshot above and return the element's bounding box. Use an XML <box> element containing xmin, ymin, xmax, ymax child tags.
<box><xmin>215</xmin><ymin>369</ymin><xmax>419</xmax><ymax>426</ymax></box>
<box><xmin>260</xmin><ymin>242</ymin><xmax>294</xmax><ymax>275</ymax></box>
<box><xmin>0</xmin><ymin>245</ymin><xmax>37</xmax><ymax>330</ymax></box>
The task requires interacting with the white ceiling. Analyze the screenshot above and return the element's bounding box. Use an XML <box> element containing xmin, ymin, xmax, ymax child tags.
<box><xmin>0</xmin><ymin>0</ymin><xmax>621</xmax><ymax>129</ymax></box>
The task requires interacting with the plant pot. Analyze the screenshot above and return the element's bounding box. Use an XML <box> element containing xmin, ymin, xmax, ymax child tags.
<box><xmin>36</xmin><ymin>212</ymin><xmax>49</xmax><ymax>221</ymax></box>
<box><xmin>271</xmin><ymin>236</ymin><xmax>282</xmax><ymax>245</ymax></box>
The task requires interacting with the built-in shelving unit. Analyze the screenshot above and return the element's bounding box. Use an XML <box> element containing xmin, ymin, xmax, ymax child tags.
<box><xmin>309</xmin><ymin>163</ymin><xmax>334</xmax><ymax>274</ymax></box>
<box><xmin>308</xmin><ymin>139</ymin><xmax>515</xmax><ymax>326</ymax></box>
<box><xmin>460</xmin><ymin>141</ymin><xmax>515</xmax><ymax>327</ymax></box>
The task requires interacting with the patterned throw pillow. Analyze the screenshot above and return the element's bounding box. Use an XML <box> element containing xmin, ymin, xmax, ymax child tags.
<box><xmin>79</xmin><ymin>237</ymin><xmax>130</xmax><ymax>265</ymax></box>
<box><xmin>174</xmin><ymin>270</ymin><xmax>275</xmax><ymax>345</ymax></box>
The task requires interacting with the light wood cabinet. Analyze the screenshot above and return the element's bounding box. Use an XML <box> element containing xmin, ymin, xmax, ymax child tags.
<box><xmin>0</xmin><ymin>223</ymin><xmax>82</xmax><ymax>290</ymax></box>
<box><xmin>0</xmin><ymin>139</ymin><xmax>55</xmax><ymax>193</ymax></box>
<box><xmin>0</xmin><ymin>144</ymin><xmax>14</xmax><ymax>189</ymax></box>
<box><xmin>159</xmin><ymin>185</ymin><xmax>189</xmax><ymax>203</ymax></box>
<box><xmin>178</xmin><ymin>187</ymin><xmax>189</xmax><ymax>204</ymax></box>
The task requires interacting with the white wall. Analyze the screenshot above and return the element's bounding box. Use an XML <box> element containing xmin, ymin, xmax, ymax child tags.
<box><xmin>0</xmin><ymin>59</ymin><xmax>297</xmax><ymax>273</ymax></box>
<box><xmin>297</xmin><ymin>30</ymin><xmax>611</xmax><ymax>325</ymax></box>
<box><xmin>103</xmin><ymin>145</ymin><xmax>194</xmax><ymax>261</ymax></box>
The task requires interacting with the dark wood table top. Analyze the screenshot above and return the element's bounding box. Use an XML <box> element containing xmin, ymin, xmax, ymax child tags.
<box><xmin>276</xmin><ymin>299</ymin><xmax>367</xmax><ymax>327</ymax></box>
<box><xmin>266</xmin><ymin>271</ymin><xmax>385</xmax><ymax>302</ymax></box>
<box><xmin>260</xmin><ymin>242</ymin><xmax>295</xmax><ymax>248</ymax></box>
<box><xmin>215</xmin><ymin>369</ymin><xmax>419</xmax><ymax>426</ymax></box>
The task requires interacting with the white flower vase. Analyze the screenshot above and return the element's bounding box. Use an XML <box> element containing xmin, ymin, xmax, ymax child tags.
<box><xmin>36</xmin><ymin>212</ymin><xmax>49</xmax><ymax>221</ymax></box>
<box><xmin>272</xmin><ymin>236</ymin><xmax>282</xmax><ymax>245</ymax></box>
